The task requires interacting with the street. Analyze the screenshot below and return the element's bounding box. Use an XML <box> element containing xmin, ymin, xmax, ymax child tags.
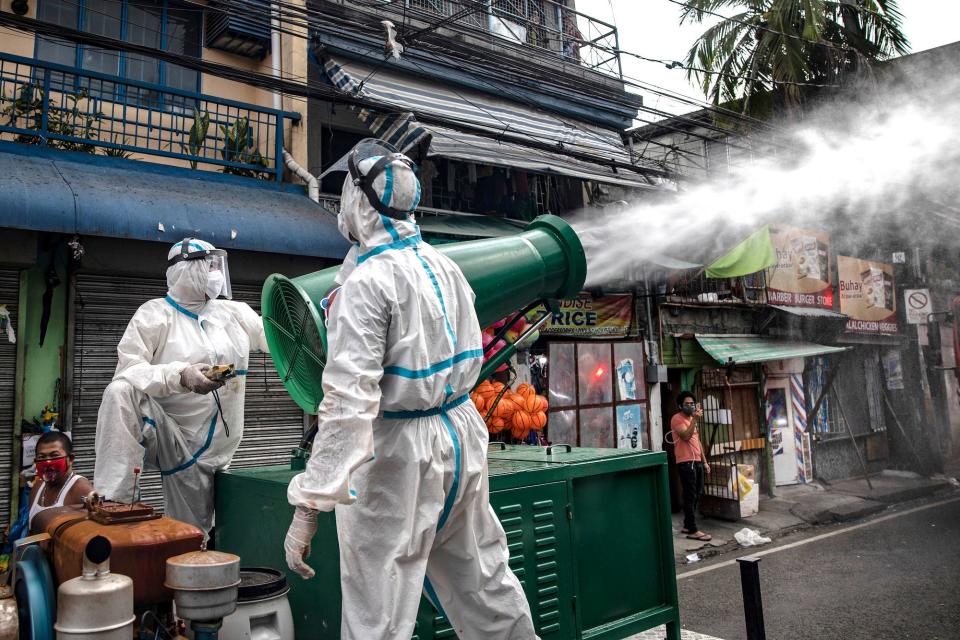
<box><xmin>672</xmin><ymin>495</ymin><xmax>960</xmax><ymax>640</ymax></box>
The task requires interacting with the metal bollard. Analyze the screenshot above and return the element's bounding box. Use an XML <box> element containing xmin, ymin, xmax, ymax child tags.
<box><xmin>737</xmin><ymin>556</ymin><xmax>766</xmax><ymax>640</ymax></box>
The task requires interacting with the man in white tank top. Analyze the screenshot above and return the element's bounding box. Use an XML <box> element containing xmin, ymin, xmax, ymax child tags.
<box><xmin>28</xmin><ymin>431</ymin><xmax>93</xmax><ymax>532</ymax></box>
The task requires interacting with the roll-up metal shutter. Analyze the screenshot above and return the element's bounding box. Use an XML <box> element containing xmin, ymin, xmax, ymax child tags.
<box><xmin>0</xmin><ymin>270</ymin><xmax>20</xmax><ymax>525</ymax></box>
<box><xmin>230</xmin><ymin>282</ymin><xmax>307</xmax><ymax>468</ymax></box>
<box><xmin>69</xmin><ymin>273</ymin><xmax>304</xmax><ymax>511</ymax></box>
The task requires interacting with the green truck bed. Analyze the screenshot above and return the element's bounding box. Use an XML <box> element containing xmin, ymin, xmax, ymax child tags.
<box><xmin>215</xmin><ymin>445</ymin><xmax>680</xmax><ymax>640</ymax></box>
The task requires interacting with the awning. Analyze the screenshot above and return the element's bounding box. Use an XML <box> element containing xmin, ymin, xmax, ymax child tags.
<box><xmin>317</xmin><ymin>56</ymin><xmax>658</xmax><ymax>189</ymax></box>
<box><xmin>415</xmin><ymin>213</ymin><xmax>527</xmax><ymax>238</ymax></box>
<box><xmin>695</xmin><ymin>335</ymin><xmax>847</xmax><ymax>365</ymax></box>
<box><xmin>772</xmin><ymin>305</ymin><xmax>848</xmax><ymax>319</ymax></box>
<box><xmin>0</xmin><ymin>143</ymin><xmax>350</xmax><ymax>259</ymax></box>
<box><xmin>426</xmin><ymin>125</ymin><xmax>658</xmax><ymax>189</ymax></box>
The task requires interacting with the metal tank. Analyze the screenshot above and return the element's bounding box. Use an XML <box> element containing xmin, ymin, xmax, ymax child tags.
<box><xmin>54</xmin><ymin>536</ymin><xmax>135</xmax><ymax>640</ymax></box>
<box><xmin>166</xmin><ymin>549</ymin><xmax>240</xmax><ymax>639</ymax></box>
<box><xmin>260</xmin><ymin>214</ymin><xmax>587</xmax><ymax>413</ymax></box>
<box><xmin>34</xmin><ymin>500</ymin><xmax>204</xmax><ymax>606</ymax></box>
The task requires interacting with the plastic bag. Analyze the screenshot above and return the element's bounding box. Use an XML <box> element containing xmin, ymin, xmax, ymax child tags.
<box><xmin>734</xmin><ymin>527</ymin><xmax>771</xmax><ymax>547</ymax></box>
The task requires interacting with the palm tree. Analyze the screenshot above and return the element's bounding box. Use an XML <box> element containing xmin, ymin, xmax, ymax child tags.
<box><xmin>680</xmin><ymin>1</ymin><xmax>910</xmax><ymax>113</ymax></box>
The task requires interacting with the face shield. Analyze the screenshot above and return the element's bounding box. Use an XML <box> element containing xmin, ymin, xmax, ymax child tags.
<box><xmin>319</xmin><ymin>138</ymin><xmax>419</xmax><ymax>221</ymax></box>
<box><xmin>168</xmin><ymin>238</ymin><xmax>233</xmax><ymax>300</ymax></box>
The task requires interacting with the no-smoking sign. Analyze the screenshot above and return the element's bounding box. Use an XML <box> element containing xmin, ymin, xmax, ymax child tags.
<box><xmin>904</xmin><ymin>288</ymin><xmax>932</xmax><ymax>324</ymax></box>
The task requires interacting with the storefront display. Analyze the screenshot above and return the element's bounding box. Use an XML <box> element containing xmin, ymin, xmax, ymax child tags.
<box><xmin>546</xmin><ymin>341</ymin><xmax>647</xmax><ymax>448</ymax></box>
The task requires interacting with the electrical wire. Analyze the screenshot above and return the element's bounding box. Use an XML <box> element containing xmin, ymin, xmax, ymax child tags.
<box><xmin>188</xmin><ymin>0</ymin><xmax>782</xmax><ymax>134</ymax></box>
<box><xmin>397</xmin><ymin>47</ymin><xmax>767</xmax><ymax>167</ymax></box>
<box><xmin>0</xmin><ymin>12</ymin><xmax>663</xmax><ymax>173</ymax></box>
<box><xmin>11</xmin><ymin>0</ymin><xmax>796</xmax><ymax>169</ymax></box>
<box><xmin>616</xmin><ymin>48</ymin><xmax>840</xmax><ymax>88</ymax></box>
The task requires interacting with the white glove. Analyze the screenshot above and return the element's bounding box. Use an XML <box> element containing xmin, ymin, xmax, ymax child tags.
<box><xmin>179</xmin><ymin>363</ymin><xmax>224</xmax><ymax>395</ymax></box>
<box><xmin>284</xmin><ymin>506</ymin><xmax>319</xmax><ymax>579</ymax></box>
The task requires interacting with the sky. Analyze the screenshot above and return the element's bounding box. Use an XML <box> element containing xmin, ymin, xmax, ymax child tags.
<box><xmin>575</xmin><ymin>0</ymin><xmax>960</xmax><ymax>118</ymax></box>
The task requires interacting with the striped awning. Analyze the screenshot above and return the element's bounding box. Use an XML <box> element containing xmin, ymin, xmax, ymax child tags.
<box><xmin>426</xmin><ymin>124</ymin><xmax>658</xmax><ymax>188</ymax></box>
<box><xmin>695</xmin><ymin>335</ymin><xmax>847</xmax><ymax>365</ymax></box>
<box><xmin>317</xmin><ymin>55</ymin><xmax>656</xmax><ymax>188</ymax></box>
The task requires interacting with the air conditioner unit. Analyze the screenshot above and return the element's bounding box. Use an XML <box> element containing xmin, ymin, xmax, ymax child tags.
<box><xmin>205</xmin><ymin>1</ymin><xmax>271</xmax><ymax>59</ymax></box>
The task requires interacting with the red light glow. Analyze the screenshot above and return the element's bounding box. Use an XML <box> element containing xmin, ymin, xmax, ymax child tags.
<box><xmin>594</xmin><ymin>366</ymin><xmax>605</xmax><ymax>378</ymax></box>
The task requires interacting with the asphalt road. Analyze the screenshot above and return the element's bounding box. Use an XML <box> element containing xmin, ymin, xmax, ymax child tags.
<box><xmin>674</xmin><ymin>495</ymin><xmax>960</xmax><ymax>640</ymax></box>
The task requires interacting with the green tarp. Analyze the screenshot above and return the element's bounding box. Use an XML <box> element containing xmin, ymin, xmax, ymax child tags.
<box><xmin>704</xmin><ymin>225</ymin><xmax>777</xmax><ymax>278</ymax></box>
<box><xmin>695</xmin><ymin>335</ymin><xmax>847</xmax><ymax>365</ymax></box>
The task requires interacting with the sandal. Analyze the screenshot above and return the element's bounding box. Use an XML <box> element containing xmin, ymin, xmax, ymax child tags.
<box><xmin>680</xmin><ymin>528</ymin><xmax>692</xmax><ymax>535</ymax></box>
<box><xmin>686</xmin><ymin>531</ymin><xmax>712</xmax><ymax>541</ymax></box>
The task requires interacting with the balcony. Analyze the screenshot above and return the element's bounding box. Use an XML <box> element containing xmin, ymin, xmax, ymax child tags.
<box><xmin>338</xmin><ymin>0</ymin><xmax>623</xmax><ymax>78</ymax></box>
<box><xmin>0</xmin><ymin>52</ymin><xmax>299</xmax><ymax>181</ymax></box>
<box><xmin>661</xmin><ymin>269</ymin><xmax>770</xmax><ymax>306</ymax></box>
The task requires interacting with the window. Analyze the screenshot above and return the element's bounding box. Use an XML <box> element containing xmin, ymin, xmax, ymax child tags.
<box><xmin>35</xmin><ymin>0</ymin><xmax>201</xmax><ymax>105</ymax></box>
<box><xmin>547</xmin><ymin>341</ymin><xmax>648</xmax><ymax>449</ymax></box>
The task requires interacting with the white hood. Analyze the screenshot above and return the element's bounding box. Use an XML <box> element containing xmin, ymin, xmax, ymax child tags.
<box><xmin>165</xmin><ymin>239</ymin><xmax>218</xmax><ymax>313</ymax></box>
<box><xmin>337</xmin><ymin>155</ymin><xmax>421</xmax><ymax>253</ymax></box>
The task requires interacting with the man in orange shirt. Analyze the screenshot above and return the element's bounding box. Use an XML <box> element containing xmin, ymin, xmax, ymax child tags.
<box><xmin>671</xmin><ymin>392</ymin><xmax>711</xmax><ymax>541</ymax></box>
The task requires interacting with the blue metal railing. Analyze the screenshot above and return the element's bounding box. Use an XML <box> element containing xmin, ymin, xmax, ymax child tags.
<box><xmin>0</xmin><ymin>51</ymin><xmax>300</xmax><ymax>181</ymax></box>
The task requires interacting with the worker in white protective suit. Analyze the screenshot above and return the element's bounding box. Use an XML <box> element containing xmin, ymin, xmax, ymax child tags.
<box><xmin>94</xmin><ymin>238</ymin><xmax>268</xmax><ymax>534</ymax></box>
<box><xmin>284</xmin><ymin>140</ymin><xmax>539</xmax><ymax>640</ymax></box>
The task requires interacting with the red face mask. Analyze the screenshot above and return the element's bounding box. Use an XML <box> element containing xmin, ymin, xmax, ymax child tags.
<box><xmin>36</xmin><ymin>457</ymin><xmax>69</xmax><ymax>483</ymax></box>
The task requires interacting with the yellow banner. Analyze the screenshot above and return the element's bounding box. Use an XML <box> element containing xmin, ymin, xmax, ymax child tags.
<box><xmin>838</xmin><ymin>256</ymin><xmax>898</xmax><ymax>335</ymax></box>
<box><xmin>766</xmin><ymin>225</ymin><xmax>833</xmax><ymax>308</ymax></box>
<box><xmin>539</xmin><ymin>294</ymin><xmax>633</xmax><ymax>337</ymax></box>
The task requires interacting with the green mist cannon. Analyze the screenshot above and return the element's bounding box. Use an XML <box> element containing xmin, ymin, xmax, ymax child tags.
<box><xmin>260</xmin><ymin>214</ymin><xmax>586</xmax><ymax>415</ymax></box>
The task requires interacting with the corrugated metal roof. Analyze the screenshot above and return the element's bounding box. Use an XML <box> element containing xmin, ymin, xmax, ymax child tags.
<box><xmin>695</xmin><ymin>335</ymin><xmax>847</xmax><ymax>364</ymax></box>
<box><xmin>772</xmin><ymin>305</ymin><xmax>848</xmax><ymax>319</ymax></box>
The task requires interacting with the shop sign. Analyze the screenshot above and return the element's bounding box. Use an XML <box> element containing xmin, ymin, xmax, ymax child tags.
<box><xmin>765</xmin><ymin>225</ymin><xmax>833</xmax><ymax>308</ymax></box>
<box><xmin>539</xmin><ymin>293</ymin><xmax>633</xmax><ymax>337</ymax></box>
<box><xmin>903</xmin><ymin>289</ymin><xmax>932</xmax><ymax>325</ymax></box>
<box><xmin>838</xmin><ymin>256</ymin><xmax>898</xmax><ymax>335</ymax></box>
<box><xmin>882</xmin><ymin>349</ymin><xmax>905</xmax><ymax>390</ymax></box>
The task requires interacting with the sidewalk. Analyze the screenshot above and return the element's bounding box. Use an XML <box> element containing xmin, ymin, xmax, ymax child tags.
<box><xmin>673</xmin><ymin>469</ymin><xmax>959</xmax><ymax>563</ymax></box>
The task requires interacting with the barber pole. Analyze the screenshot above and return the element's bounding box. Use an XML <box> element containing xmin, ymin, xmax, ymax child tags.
<box><xmin>790</xmin><ymin>373</ymin><xmax>807</xmax><ymax>483</ymax></box>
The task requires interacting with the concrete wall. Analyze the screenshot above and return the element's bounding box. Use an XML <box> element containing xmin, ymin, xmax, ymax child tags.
<box><xmin>0</xmin><ymin>0</ymin><xmax>38</xmax><ymax>57</ymax></box>
<box><xmin>811</xmin><ymin>433</ymin><xmax>890</xmax><ymax>482</ymax></box>
<box><xmin>14</xmin><ymin>239</ymin><xmax>68</xmax><ymax>426</ymax></box>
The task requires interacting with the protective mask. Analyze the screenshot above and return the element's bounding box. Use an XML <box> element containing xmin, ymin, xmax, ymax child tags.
<box><xmin>206</xmin><ymin>270</ymin><xmax>225</xmax><ymax>300</ymax></box>
<box><xmin>681</xmin><ymin>405</ymin><xmax>696</xmax><ymax>416</ymax></box>
<box><xmin>36</xmin><ymin>457</ymin><xmax>69</xmax><ymax>483</ymax></box>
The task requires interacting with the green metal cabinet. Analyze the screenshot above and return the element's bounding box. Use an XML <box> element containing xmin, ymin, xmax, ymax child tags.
<box><xmin>215</xmin><ymin>446</ymin><xmax>680</xmax><ymax>640</ymax></box>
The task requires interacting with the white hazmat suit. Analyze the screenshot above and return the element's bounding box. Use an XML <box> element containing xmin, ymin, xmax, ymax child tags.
<box><xmin>285</xmin><ymin>152</ymin><xmax>538</xmax><ymax>640</ymax></box>
<box><xmin>94</xmin><ymin>239</ymin><xmax>268</xmax><ymax>533</ymax></box>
